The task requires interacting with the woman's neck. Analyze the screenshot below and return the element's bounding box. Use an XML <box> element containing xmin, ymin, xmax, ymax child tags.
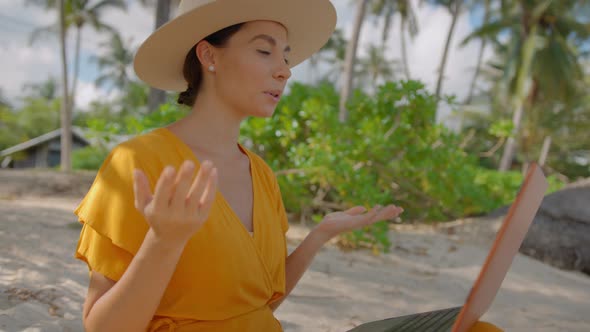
<box><xmin>167</xmin><ymin>91</ymin><xmax>245</xmax><ymax>160</ymax></box>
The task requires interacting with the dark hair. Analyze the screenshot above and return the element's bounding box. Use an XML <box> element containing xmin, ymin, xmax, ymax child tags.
<box><xmin>177</xmin><ymin>23</ymin><xmax>245</xmax><ymax>107</ymax></box>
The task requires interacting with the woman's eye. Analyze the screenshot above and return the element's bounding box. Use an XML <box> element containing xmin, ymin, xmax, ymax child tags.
<box><xmin>257</xmin><ymin>50</ymin><xmax>289</xmax><ymax>65</ymax></box>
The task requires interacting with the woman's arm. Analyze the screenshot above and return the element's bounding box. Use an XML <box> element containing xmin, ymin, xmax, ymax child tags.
<box><xmin>270</xmin><ymin>204</ymin><xmax>403</xmax><ymax>311</ymax></box>
<box><xmin>269</xmin><ymin>229</ymin><xmax>329</xmax><ymax>311</ymax></box>
<box><xmin>84</xmin><ymin>161</ymin><xmax>218</xmax><ymax>331</ymax></box>
<box><xmin>84</xmin><ymin>230</ymin><xmax>187</xmax><ymax>332</ymax></box>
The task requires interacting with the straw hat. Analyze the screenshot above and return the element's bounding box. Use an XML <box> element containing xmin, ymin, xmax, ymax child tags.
<box><xmin>134</xmin><ymin>0</ymin><xmax>337</xmax><ymax>91</ymax></box>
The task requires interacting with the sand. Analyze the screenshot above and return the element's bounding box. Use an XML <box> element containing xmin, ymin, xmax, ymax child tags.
<box><xmin>0</xmin><ymin>171</ymin><xmax>589</xmax><ymax>331</ymax></box>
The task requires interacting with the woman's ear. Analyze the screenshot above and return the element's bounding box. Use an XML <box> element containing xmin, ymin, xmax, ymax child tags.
<box><xmin>195</xmin><ymin>40</ymin><xmax>215</xmax><ymax>68</ymax></box>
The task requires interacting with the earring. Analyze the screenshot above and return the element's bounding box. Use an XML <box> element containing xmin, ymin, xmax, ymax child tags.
<box><xmin>208</xmin><ymin>65</ymin><xmax>215</xmax><ymax>72</ymax></box>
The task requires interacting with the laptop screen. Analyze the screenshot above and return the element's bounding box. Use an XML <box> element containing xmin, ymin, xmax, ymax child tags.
<box><xmin>452</xmin><ymin>163</ymin><xmax>549</xmax><ymax>332</ymax></box>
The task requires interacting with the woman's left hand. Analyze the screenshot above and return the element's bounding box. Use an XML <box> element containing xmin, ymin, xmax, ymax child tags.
<box><xmin>313</xmin><ymin>204</ymin><xmax>404</xmax><ymax>241</ymax></box>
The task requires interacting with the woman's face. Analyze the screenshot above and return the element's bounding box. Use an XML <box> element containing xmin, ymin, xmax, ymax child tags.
<box><xmin>210</xmin><ymin>21</ymin><xmax>292</xmax><ymax>118</ymax></box>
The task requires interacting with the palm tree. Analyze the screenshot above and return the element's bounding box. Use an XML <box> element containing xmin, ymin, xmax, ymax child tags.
<box><xmin>59</xmin><ymin>0</ymin><xmax>71</xmax><ymax>171</ymax></box>
<box><xmin>68</xmin><ymin>0</ymin><xmax>126</xmax><ymax>111</ymax></box>
<box><xmin>28</xmin><ymin>0</ymin><xmax>127</xmax><ymax>171</ymax></box>
<box><xmin>92</xmin><ymin>33</ymin><xmax>135</xmax><ymax>91</ymax></box>
<box><xmin>23</xmin><ymin>76</ymin><xmax>60</xmax><ymax>100</ymax></box>
<box><xmin>422</xmin><ymin>0</ymin><xmax>465</xmax><ymax>104</ymax></box>
<box><xmin>140</xmin><ymin>0</ymin><xmax>181</xmax><ymax>112</ymax></box>
<box><xmin>357</xmin><ymin>44</ymin><xmax>398</xmax><ymax>90</ymax></box>
<box><xmin>308</xmin><ymin>29</ymin><xmax>348</xmax><ymax>84</ymax></box>
<box><xmin>148</xmin><ymin>0</ymin><xmax>170</xmax><ymax>112</ymax></box>
<box><xmin>29</xmin><ymin>0</ymin><xmax>127</xmax><ymax>112</ymax></box>
<box><xmin>370</xmin><ymin>0</ymin><xmax>419</xmax><ymax>81</ymax></box>
<box><xmin>463</xmin><ymin>0</ymin><xmax>491</xmax><ymax>104</ymax></box>
<box><xmin>503</xmin><ymin>0</ymin><xmax>586</xmax><ymax>171</ymax></box>
<box><xmin>0</xmin><ymin>88</ymin><xmax>9</xmax><ymax>108</ymax></box>
<box><xmin>463</xmin><ymin>0</ymin><xmax>590</xmax><ymax>171</ymax></box>
<box><xmin>340</xmin><ymin>0</ymin><xmax>371</xmax><ymax>123</ymax></box>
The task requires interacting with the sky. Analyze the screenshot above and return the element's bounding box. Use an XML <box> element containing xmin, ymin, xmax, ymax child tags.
<box><xmin>0</xmin><ymin>0</ymin><xmax>493</xmax><ymax>124</ymax></box>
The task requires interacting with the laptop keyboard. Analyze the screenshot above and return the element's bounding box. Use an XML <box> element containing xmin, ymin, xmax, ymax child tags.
<box><xmin>347</xmin><ymin>306</ymin><xmax>462</xmax><ymax>332</ymax></box>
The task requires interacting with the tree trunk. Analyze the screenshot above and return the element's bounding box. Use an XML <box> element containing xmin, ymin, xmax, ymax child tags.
<box><xmin>499</xmin><ymin>25</ymin><xmax>538</xmax><ymax>171</ymax></box>
<box><xmin>538</xmin><ymin>136</ymin><xmax>551</xmax><ymax>167</ymax></box>
<box><xmin>435</xmin><ymin>0</ymin><xmax>461</xmax><ymax>105</ymax></box>
<box><xmin>339</xmin><ymin>0</ymin><xmax>369</xmax><ymax>123</ymax></box>
<box><xmin>372</xmin><ymin>70</ymin><xmax>378</xmax><ymax>91</ymax></box>
<box><xmin>464</xmin><ymin>0</ymin><xmax>490</xmax><ymax>104</ymax></box>
<box><xmin>308</xmin><ymin>54</ymin><xmax>319</xmax><ymax>84</ymax></box>
<box><xmin>58</xmin><ymin>0</ymin><xmax>71</xmax><ymax>172</ymax></box>
<box><xmin>147</xmin><ymin>0</ymin><xmax>171</xmax><ymax>113</ymax></box>
<box><xmin>400</xmin><ymin>18</ymin><xmax>411</xmax><ymax>81</ymax></box>
<box><xmin>499</xmin><ymin>105</ymin><xmax>523</xmax><ymax>171</ymax></box>
<box><xmin>70</xmin><ymin>26</ymin><xmax>82</xmax><ymax>113</ymax></box>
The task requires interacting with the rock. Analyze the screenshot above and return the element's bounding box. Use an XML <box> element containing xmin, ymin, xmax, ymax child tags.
<box><xmin>521</xmin><ymin>183</ymin><xmax>590</xmax><ymax>275</ymax></box>
<box><xmin>490</xmin><ymin>178</ymin><xmax>590</xmax><ymax>275</ymax></box>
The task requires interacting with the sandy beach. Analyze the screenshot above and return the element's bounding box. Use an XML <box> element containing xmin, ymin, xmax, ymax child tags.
<box><xmin>0</xmin><ymin>170</ymin><xmax>589</xmax><ymax>331</ymax></box>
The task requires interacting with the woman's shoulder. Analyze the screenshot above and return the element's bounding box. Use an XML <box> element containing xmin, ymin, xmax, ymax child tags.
<box><xmin>108</xmin><ymin>128</ymin><xmax>170</xmax><ymax>164</ymax></box>
<box><xmin>98</xmin><ymin>128</ymin><xmax>179</xmax><ymax>183</ymax></box>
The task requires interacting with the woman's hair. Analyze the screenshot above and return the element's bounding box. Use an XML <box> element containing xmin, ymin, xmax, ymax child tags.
<box><xmin>177</xmin><ymin>23</ymin><xmax>245</xmax><ymax>107</ymax></box>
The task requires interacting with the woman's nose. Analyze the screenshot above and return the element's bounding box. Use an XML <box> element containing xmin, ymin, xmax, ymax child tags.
<box><xmin>274</xmin><ymin>60</ymin><xmax>292</xmax><ymax>81</ymax></box>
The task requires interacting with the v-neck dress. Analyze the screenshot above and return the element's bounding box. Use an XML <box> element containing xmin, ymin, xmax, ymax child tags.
<box><xmin>74</xmin><ymin>127</ymin><xmax>290</xmax><ymax>331</ymax></box>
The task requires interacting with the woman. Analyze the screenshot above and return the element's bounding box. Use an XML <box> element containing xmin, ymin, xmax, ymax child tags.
<box><xmin>74</xmin><ymin>1</ymin><xmax>500</xmax><ymax>331</ymax></box>
<box><xmin>74</xmin><ymin>0</ymin><xmax>400</xmax><ymax>330</ymax></box>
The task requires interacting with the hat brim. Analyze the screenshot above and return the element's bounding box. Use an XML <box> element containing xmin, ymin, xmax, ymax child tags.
<box><xmin>133</xmin><ymin>0</ymin><xmax>337</xmax><ymax>92</ymax></box>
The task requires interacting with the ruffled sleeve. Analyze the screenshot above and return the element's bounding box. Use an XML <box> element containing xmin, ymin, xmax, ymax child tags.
<box><xmin>74</xmin><ymin>144</ymin><xmax>151</xmax><ymax>281</ymax></box>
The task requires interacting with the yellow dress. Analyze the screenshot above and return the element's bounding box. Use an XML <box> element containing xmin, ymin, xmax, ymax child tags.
<box><xmin>74</xmin><ymin>127</ymin><xmax>289</xmax><ymax>331</ymax></box>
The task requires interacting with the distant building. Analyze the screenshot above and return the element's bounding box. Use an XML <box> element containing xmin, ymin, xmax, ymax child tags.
<box><xmin>0</xmin><ymin>127</ymin><xmax>130</xmax><ymax>169</ymax></box>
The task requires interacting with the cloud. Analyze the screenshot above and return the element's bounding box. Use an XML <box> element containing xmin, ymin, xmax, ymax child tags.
<box><xmin>0</xmin><ymin>0</ymin><xmax>152</xmax><ymax>107</ymax></box>
<box><xmin>0</xmin><ymin>0</ymin><xmax>59</xmax><ymax>101</ymax></box>
<box><xmin>75</xmin><ymin>80</ymin><xmax>119</xmax><ymax>110</ymax></box>
<box><xmin>0</xmin><ymin>43</ymin><xmax>59</xmax><ymax>100</ymax></box>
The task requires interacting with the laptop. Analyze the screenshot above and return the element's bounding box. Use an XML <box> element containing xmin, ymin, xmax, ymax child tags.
<box><xmin>347</xmin><ymin>163</ymin><xmax>549</xmax><ymax>332</ymax></box>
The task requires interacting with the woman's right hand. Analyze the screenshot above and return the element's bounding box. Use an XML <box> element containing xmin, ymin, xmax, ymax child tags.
<box><xmin>132</xmin><ymin>160</ymin><xmax>218</xmax><ymax>245</ymax></box>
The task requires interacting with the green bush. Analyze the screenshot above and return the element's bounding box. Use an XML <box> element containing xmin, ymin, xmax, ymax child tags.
<box><xmin>87</xmin><ymin>102</ymin><xmax>189</xmax><ymax>136</ymax></box>
<box><xmin>474</xmin><ymin>169</ymin><xmax>565</xmax><ymax>207</ymax></box>
<box><xmin>242</xmin><ymin>81</ymin><xmax>565</xmax><ymax>252</ymax></box>
<box><xmin>72</xmin><ymin>145</ymin><xmax>110</xmax><ymax>170</ymax></box>
<box><xmin>78</xmin><ymin>102</ymin><xmax>190</xmax><ymax>172</ymax></box>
